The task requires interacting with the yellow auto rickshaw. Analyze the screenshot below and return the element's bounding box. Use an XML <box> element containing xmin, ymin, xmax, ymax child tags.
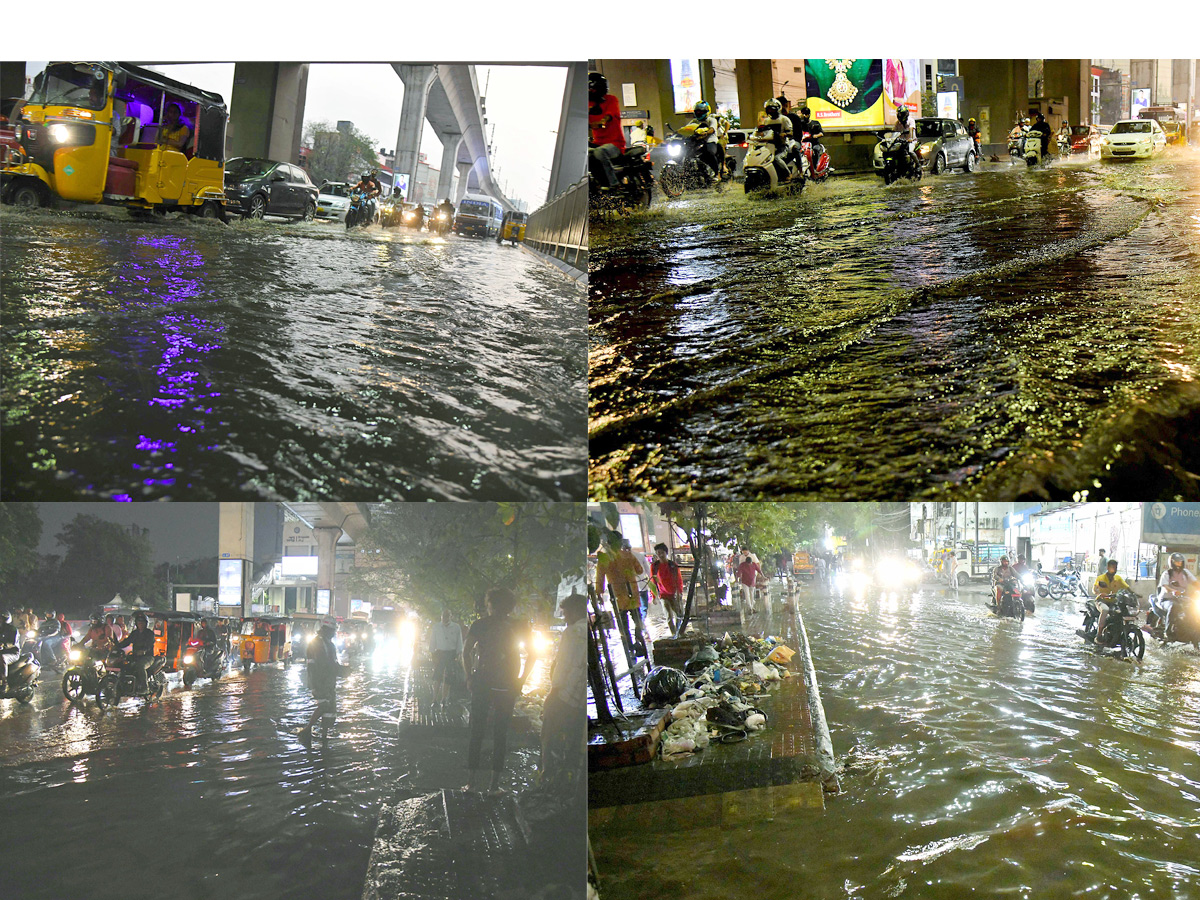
<box><xmin>498</xmin><ymin>210</ymin><xmax>526</xmax><ymax>245</ymax></box>
<box><xmin>149</xmin><ymin>611</ymin><xmax>202</xmax><ymax>674</ymax></box>
<box><xmin>239</xmin><ymin>615</ymin><xmax>292</xmax><ymax>672</ymax></box>
<box><xmin>1</xmin><ymin>62</ymin><xmax>230</xmax><ymax>217</ymax></box>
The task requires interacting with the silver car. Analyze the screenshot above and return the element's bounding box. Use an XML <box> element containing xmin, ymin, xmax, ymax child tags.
<box><xmin>316</xmin><ymin>181</ymin><xmax>352</xmax><ymax>221</ymax></box>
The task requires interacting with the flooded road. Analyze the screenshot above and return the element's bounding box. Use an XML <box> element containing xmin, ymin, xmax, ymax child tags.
<box><xmin>589</xmin><ymin>152</ymin><xmax>1200</xmax><ymax>499</ymax></box>
<box><xmin>0</xmin><ymin>652</ymin><xmax>558</xmax><ymax>900</ymax></box>
<box><xmin>592</xmin><ymin>581</ymin><xmax>1200</xmax><ymax>899</ymax></box>
<box><xmin>1</xmin><ymin>210</ymin><xmax>585</xmax><ymax>500</ymax></box>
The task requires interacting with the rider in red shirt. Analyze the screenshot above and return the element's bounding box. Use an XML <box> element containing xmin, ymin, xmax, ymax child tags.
<box><xmin>589</xmin><ymin>72</ymin><xmax>626</xmax><ymax>188</ymax></box>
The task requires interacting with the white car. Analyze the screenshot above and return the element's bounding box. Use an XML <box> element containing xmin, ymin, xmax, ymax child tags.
<box><xmin>1100</xmin><ymin>119</ymin><xmax>1167</xmax><ymax>160</ymax></box>
<box><xmin>316</xmin><ymin>181</ymin><xmax>352</xmax><ymax>221</ymax></box>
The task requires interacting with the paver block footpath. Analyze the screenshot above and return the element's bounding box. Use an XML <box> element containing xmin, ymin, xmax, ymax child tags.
<box><xmin>588</xmin><ymin>710</ymin><xmax>670</xmax><ymax>770</ymax></box>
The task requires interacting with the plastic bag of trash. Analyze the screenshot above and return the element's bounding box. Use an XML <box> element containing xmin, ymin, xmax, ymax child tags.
<box><xmin>752</xmin><ymin>661</ymin><xmax>780</xmax><ymax>682</ymax></box>
<box><xmin>766</xmin><ymin>645</ymin><xmax>795</xmax><ymax>666</ymax></box>
<box><xmin>745</xmin><ymin>713</ymin><xmax>766</xmax><ymax>731</ymax></box>
<box><xmin>642</xmin><ymin>666</ymin><xmax>689</xmax><ymax>707</ymax></box>
<box><xmin>661</xmin><ymin>736</ymin><xmax>697</xmax><ymax>757</ymax></box>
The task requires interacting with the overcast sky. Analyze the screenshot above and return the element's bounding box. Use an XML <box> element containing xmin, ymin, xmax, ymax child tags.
<box><xmin>23</xmin><ymin>62</ymin><xmax>566</xmax><ymax>208</ymax></box>
<box><xmin>35</xmin><ymin>503</ymin><xmax>219</xmax><ymax>564</ymax></box>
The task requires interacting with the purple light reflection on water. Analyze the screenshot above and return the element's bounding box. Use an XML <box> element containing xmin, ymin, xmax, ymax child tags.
<box><xmin>112</xmin><ymin>495</ymin><xmax>133</xmax><ymax>502</ymax></box>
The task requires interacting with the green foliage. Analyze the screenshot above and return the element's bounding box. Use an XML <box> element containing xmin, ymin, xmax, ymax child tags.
<box><xmin>0</xmin><ymin>502</ymin><xmax>43</xmax><ymax>585</ymax></box>
<box><xmin>353</xmin><ymin>503</ymin><xmax>585</xmax><ymax>623</ymax></box>
<box><xmin>303</xmin><ymin>119</ymin><xmax>380</xmax><ymax>187</ymax></box>
<box><xmin>55</xmin><ymin>515</ymin><xmax>159</xmax><ymax>613</ymax></box>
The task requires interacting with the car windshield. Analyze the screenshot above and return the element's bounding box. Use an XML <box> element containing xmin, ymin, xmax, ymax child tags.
<box><xmin>321</xmin><ymin>183</ymin><xmax>350</xmax><ymax>197</ymax></box>
<box><xmin>225</xmin><ymin>158</ymin><xmax>275</xmax><ymax>179</ymax></box>
<box><xmin>1111</xmin><ymin>122</ymin><xmax>1151</xmax><ymax>134</ymax></box>
<box><xmin>915</xmin><ymin>120</ymin><xmax>943</xmax><ymax>139</ymax></box>
<box><xmin>32</xmin><ymin>63</ymin><xmax>108</xmax><ymax>110</ymax></box>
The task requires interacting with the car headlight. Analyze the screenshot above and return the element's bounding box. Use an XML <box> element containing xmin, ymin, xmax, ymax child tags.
<box><xmin>668</xmin><ymin>143</ymin><xmax>682</xmax><ymax>158</ymax></box>
<box><xmin>918</xmin><ymin>143</ymin><xmax>934</xmax><ymax>157</ymax></box>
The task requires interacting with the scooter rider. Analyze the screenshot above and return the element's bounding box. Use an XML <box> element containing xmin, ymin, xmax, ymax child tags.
<box><xmin>1092</xmin><ymin>559</ymin><xmax>1134</xmax><ymax>647</ymax></box>
<box><xmin>1150</xmin><ymin>552</ymin><xmax>1196</xmax><ymax>632</ymax></box>
<box><xmin>197</xmin><ymin>617</ymin><xmax>219</xmax><ymax>668</ymax></box>
<box><xmin>1030</xmin><ymin>113</ymin><xmax>1052</xmax><ymax>159</ymax></box>
<box><xmin>113</xmin><ymin>612</ymin><xmax>156</xmax><ymax>694</ymax></box>
<box><xmin>794</xmin><ymin>106</ymin><xmax>826</xmax><ymax>175</ymax></box>
<box><xmin>689</xmin><ymin>101</ymin><xmax>722</xmax><ymax>185</ymax></box>
<box><xmin>990</xmin><ymin>556</ymin><xmax>1016</xmax><ymax>612</ymax></box>
<box><xmin>413</xmin><ymin>203</ymin><xmax>426</xmax><ymax>230</ymax></box>
<box><xmin>896</xmin><ymin>105</ymin><xmax>920</xmax><ymax>174</ymax></box>
<box><xmin>588</xmin><ymin>72</ymin><xmax>625</xmax><ymax>189</ymax></box>
<box><xmin>1</xmin><ymin>612</ymin><xmax>19</xmax><ymax>693</ymax></box>
<box><xmin>758</xmin><ymin>98</ymin><xmax>796</xmax><ymax>181</ymax></box>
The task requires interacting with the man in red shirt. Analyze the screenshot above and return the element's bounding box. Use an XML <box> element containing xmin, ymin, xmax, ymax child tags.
<box><xmin>651</xmin><ymin>543</ymin><xmax>684</xmax><ymax>631</ymax></box>
<box><xmin>736</xmin><ymin>549</ymin><xmax>761</xmax><ymax>613</ymax></box>
<box><xmin>589</xmin><ymin>72</ymin><xmax>626</xmax><ymax>189</ymax></box>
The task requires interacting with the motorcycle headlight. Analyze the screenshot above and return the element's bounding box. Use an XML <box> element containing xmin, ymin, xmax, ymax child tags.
<box><xmin>69</xmin><ymin>649</ymin><xmax>82</xmax><ymax>662</ymax></box>
<box><xmin>668</xmin><ymin>144</ymin><xmax>682</xmax><ymax>158</ymax></box>
<box><xmin>183</xmin><ymin>654</ymin><xmax>195</xmax><ymax>664</ymax></box>
<box><xmin>27</xmin><ymin>630</ymin><xmax>37</xmax><ymax>639</ymax></box>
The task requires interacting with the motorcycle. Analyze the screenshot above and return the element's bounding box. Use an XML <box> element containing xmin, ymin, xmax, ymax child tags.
<box><xmin>2</xmin><ymin>645</ymin><xmax>40</xmax><ymax>704</ymax></box>
<box><xmin>1077</xmin><ymin>589</ymin><xmax>1145</xmax><ymax>659</ymax></box>
<box><xmin>1018</xmin><ymin>572</ymin><xmax>1037</xmax><ymax>613</ymax></box>
<box><xmin>743</xmin><ymin>130</ymin><xmax>801</xmax><ymax>194</ymax></box>
<box><xmin>1148</xmin><ymin>587</ymin><xmax>1200</xmax><ymax>649</ymax></box>
<box><xmin>992</xmin><ymin>576</ymin><xmax>1026</xmax><ymax>621</ymax></box>
<box><xmin>345</xmin><ymin>190</ymin><xmax>376</xmax><ymax>229</ymax></box>
<box><xmin>181</xmin><ymin>638</ymin><xmax>227</xmax><ymax>688</ymax></box>
<box><xmin>431</xmin><ymin>209</ymin><xmax>452</xmax><ymax>235</ymax></box>
<box><xmin>96</xmin><ymin>653</ymin><xmax>167</xmax><ymax>709</ymax></box>
<box><xmin>658</xmin><ymin>125</ymin><xmax>730</xmax><ymax>199</ymax></box>
<box><xmin>798</xmin><ymin>136</ymin><xmax>831</xmax><ymax>183</ymax></box>
<box><xmin>1057</xmin><ymin>569</ymin><xmax>1089</xmax><ymax>598</ymax></box>
<box><xmin>876</xmin><ymin>132</ymin><xmax>922</xmax><ymax>185</ymax></box>
<box><xmin>588</xmin><ymin>144</ymin><xmax>655</xmax><ymax>212</ymax></box>
<box><xmin>30</xmin><ymin>619</ymin><xmax>69</xmax><ymax>671</ymax></box>
<box><xmin>62</xmin><ymin>641</ymin><xmax>108</xmax><ymax>703</ymax></box>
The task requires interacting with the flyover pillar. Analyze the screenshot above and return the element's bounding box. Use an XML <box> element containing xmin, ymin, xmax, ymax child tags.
<box><xmin>1042</xmin><ymin>59</ymin><xmax>1091</xmax><ymax>128</ymax></box>
<box><xmin>313</xmin><ymin>526</ymin><xmax>342</xmax><ymax>619</ymax></box>
<box><xmin>736</xmin><ymin>59</ymin><xmax>776</xmax><ymax>129</ymax></box>
<box><xmin>228</xmin><ymin>63</ymin><xmax>309</xmax><ymax>163</ymax></box>
<box><xmin>959</xmin><ymin>59</ymin><xmax>1029</xmax><ymax>155</ymax></box>
<box><xmin>218</xmin><ymin>502</ymin><xmax>255</xmax><ymax>616</ymax></box>
<box><xmin>393</xmin><ymin>64</ymin><xmax>437</xmax><ymax>201</ymax></box>
<box><xmin>1</xmin><ymin>62</ymin><xmax>27</xmax><ymax>109</ymax></box>
<box><xmin>546</xmin><ymin>61</ymin><xmax>588</xmax><ymax>201</ymax></box>
<box><xmin>435</xmin><ymin>133</ymin><xmax>463</xmax><ymax>203</ymax></box>
<box><xmin>455</xmin><ymin>160</ymin><xmax>473</xmax><ymax>203</ymax></box>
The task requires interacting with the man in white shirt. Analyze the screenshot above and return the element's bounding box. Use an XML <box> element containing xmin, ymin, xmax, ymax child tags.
<box><xmin>540</xmin><ymin>592</ymin><xmax>586</xmax><ymax>786</ymax></box>
<box><xmin>429</xmin><ymin>608</ymin><xmax>464</xmax><ymax>708</ymax></box>
<box><xmin>1150</xmin><ymin>552</ymin><xmax>1197</xmax><ymax>633</ymax></box>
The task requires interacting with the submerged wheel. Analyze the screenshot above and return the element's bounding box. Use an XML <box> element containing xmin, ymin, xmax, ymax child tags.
<box><xmin>183</xmin><ymin>668</ymin><xmax>197</xmax><ymax>688</ymax></box>
<box><xmin>301</xmin><ymin>201</ymin><xmax>316</xmax><ymax>223</ymax></box>
<box><xmin>151</xmin><ymin>677</ymin><xmax>165</xmax><ymax>699</ymax></box>
<box><xmin>11</xmin><ymin>182</ymin><xmax>47</xmax><ymax>208</ymax></box>
<box><xmin>63</xmin><ymin>670</ymin><xmax>85</xmax><ymax>702</ymax></box>
<box><xmin>743</xmin><ymin>169</ymin><xmax>770</xmax><ymax>193</ymax></box>
<box><xmin>242</xmin><ymin>660</ymin><xmax>251</xmax><ymax>674</ymax></box>
<box><xmin>932</xmin><ymin>153</ymin><xmax>946</xmax><ymax>175</ymax></box>
<box><xmin>659</xmin><ymin>166</ymin><xmax>685</xmax><ymax>199</ymax></box>
<box><xmin>964</xmin><ymin>151</ymin><xmax>976</xmax><ymax>173</ymax></box>
<box><xmin>198</xmin><ymin>200</ymin><xmax>222</xmax><ymax>219</ymax></box>
<box><xmin>248</xmin><ymin>194</ymin><xmax>267</xmax><ymax>219</ymax></box>
<box><xmin>1123</xmin><ymin>627</ymin><xmax>1146</xmax><ymax>661</ymax></box>
<box><xmin>96</xmin><ymin>675</ymin><xmax>119</xmax><ymax>710</ymax></box>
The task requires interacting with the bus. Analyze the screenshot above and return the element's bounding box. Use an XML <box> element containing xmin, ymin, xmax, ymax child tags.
<box><xmin>455</xmin><ymin>193</ymin><xmax>503</xmax><ymax>237</ymax></box>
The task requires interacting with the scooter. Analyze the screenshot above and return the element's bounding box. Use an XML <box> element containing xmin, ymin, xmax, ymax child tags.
<box><xmin>2</xmin><ymin>646</ymin><xmax>40</xmax><ymax>704</ymax></box>
<box><xmin>799</xmin><ymin>136</ymin><xmax>831</xmax><ymax>183</ymax></box>
<box><xmin>876</xmin><ymin>132</ymin><xmax>922</xmax><ymax>185</ymax></box>
<box><xmin>1008</xmin><ymin>124</ymin><xmax>1029</xmax><ymax>160</ymax></box>
<box><xmin>96</xmin><ymin>653</ymin><xmax>167</xmax><ymax>709</ymax></box>
<box><xmin>743</xmin><ymin>130</ymin><xmax>802</xmax><ymax>194</ymax></box>
<box><xmin>181</xmin><ymin>639</ymin><xmax>227</xmax><ymax>688</ymax></box>
<box><xmin>62</xmin><ymin>641</ymin><xmax>108</xmax><ymax>703</ymax></box>
<box><xmin>1018</xmin><ymin>572</ymin><xmax>1037</xmax><ymax>613</ymax></box>
<box><xmin>1148</xmin><ymin>587</ymin><xmax>1200</xmax><ymax>649</ymax></box>
<box><xmin>30</xmin><ymin>619</ymin><xmax>69</xmax><ymax>672</ymax></box>
<box><xmin>1024</xmin><ymin>133</ymin><xmax>1049</xmax><ymax>167</ymax></box>
<box><xmin>1078</xmin><ymin>589</ymin><xmax>1145</xmax><ymax>659</ymax></box>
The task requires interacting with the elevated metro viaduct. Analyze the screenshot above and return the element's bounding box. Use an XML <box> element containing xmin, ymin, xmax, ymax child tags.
<box><xmin>591</xmin><ymin>59</ymin><xmax>1092</xmax><ymax>172</ymax></box>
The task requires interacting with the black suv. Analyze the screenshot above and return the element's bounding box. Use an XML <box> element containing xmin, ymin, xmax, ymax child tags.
<box><xmin>224</xmin><ymin>157</ymin><xmax>319</xmax><ymax>221</ymax></box>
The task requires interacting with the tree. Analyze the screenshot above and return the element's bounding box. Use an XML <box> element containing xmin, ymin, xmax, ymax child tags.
<box><xmin>0</xmin><ymin>502</ymin><xmax>42</xmax><ymax>585</ymax></box>
<box><xmin>303</xmin><ymin>119</ymin><xmax>380</xmax><ymax>187</ymax></box>
<box><xmin>55</xmin><ymin>515</ymin><xmax>159</xmax><ymax>614</ymax></box>
<box><xmin>353</xmin><ymin>503</ymin><xmax>585</xmax><ymax>623</ymax></box>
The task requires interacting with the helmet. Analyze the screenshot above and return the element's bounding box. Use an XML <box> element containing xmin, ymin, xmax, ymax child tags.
<box><xmin>91</xmin><ymin>614</ymin><xmax>103</xmax><ymax>625</ymax></box>
<box><xmin>693</xmin><ymin>101</ymin><xmax>710</xmax><ymax>120</ymax></box>
<box><xmin>1036</xmin><ymin>113</ymin><xmax>1046</xmax><ymax>122</ymax></box>
<box><xmin>1170</xmin><ymin>552</ymin><xmax>1186</xmax><ymax>566</ymax></box>
<box><xmin>134</xmin><ymin>612</ymin><xmax>148</xmax><ymax>627</ymax></box>
<box><xmin>969</xmin><ymin>118</ymin><xmax>976</xmax><ymax>125</ymax></box>
<box><xmin>319</xmin><ymin>617</ymin><xmax>337</xmax><ymax>635</ymax></box>
<box><xmin>588</xmin><ymin>72</ymin><xmax>608</xmax><ymax>99</ymax></box>
<box><xmin>763</xmin><ymin>99</ymin><xmax>781</xmax><ymax>118</ymax></box>
<box><xmin>3</xmin><ymin>611</ymin><xmax>11</xmax><ymax>624</ymax></box>
<box><xmin>896</xmin><ymin>105</ymin><xmax>910</xmax><ymax>120</ymax></box>
<box><xmin>361</xmin><ymin>172</ymin><xmax>371</xmax><ymax>181</ymax></box>
<box><xmin>999</xmin><ymin>556</ymin><xmax>1010</xmax><ymax>564</ymax></box>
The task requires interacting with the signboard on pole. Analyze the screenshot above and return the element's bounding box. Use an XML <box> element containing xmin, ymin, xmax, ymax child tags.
<box><xmin>316</xmin><ymin>589</ymin><xmax>331</xmax><ymax>615</ymax></box>
<box><xmin>1132</xmin><ymin>88</ymin><xmax>1151</xmax><ymax>119</ymax></box>
<box><xmin>218</xmin><ymin>559</ymin><xmax>243</xmax><ymax>609</ymax></box>
<box><xmin>1141</xmin><ymin>502</ymin><xmax>1200</xmax><ymax>547</ymax></box>
<box><xmin>670</xmin><ymin>58</ymin><xmax>702</xmax><ymax>114</ymax></box>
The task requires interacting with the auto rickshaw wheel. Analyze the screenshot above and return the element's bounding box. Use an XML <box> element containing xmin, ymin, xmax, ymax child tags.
<box><xmin>11</xmin><ymin>182</ymin><xmax>46</xmax><ymax>208</ymax></box>
<box><xmin>183</xmin><ymin>668</ymin><xmax>197</xmax><ymax>688</ymax></box>
<box><xmin>198</xmin><ymin>200</ymin><xmax>222</xmax><ymax>219</ymax></box>
<box><xmin>243</xmin><ymin>660</ymin><xmax>251</xmax><ymax>674</ymax></box>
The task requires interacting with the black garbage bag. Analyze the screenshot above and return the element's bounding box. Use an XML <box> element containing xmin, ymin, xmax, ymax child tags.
<box><xmin>683</xmin><ymin>644</ymin><xmax>719</xmax><ymax>675</ymax></box>
<box><xmin>642</xmin><ymin>666</ymin><xmax>689</xmax><ymax>707</ymax></box>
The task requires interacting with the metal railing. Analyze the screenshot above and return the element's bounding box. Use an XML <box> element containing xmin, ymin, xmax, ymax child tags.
<box><xmin>524</xmin><ymin>177</ymin><xmax>587</xmax><ymax>272</ymax></box>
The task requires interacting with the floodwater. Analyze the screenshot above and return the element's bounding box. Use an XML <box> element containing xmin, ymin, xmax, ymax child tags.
<box><xmin>592</xmin><ymin>582</ymin><xmax>1200</xmax><ymax>899</ymax></box>
<box><xmin>1</xmin><ymin>210</ymin><xmax>586</xmax><ymax>500</ymax></box>
<box><xmin>0</xmin><ymin>651</ymin><xmax>556</xmax><ymax>900</ymax></box>
<box><xmin>589</xmin><ymin>151</ymin><xmax>1200</xmax><ymax>499</ymax></box>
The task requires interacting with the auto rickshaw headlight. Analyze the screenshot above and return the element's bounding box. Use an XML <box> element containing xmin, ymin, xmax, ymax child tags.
<box><xmin>49</xmin><ymin>124</ymin><xmax>71</xmax><ymax>143</ymax></box>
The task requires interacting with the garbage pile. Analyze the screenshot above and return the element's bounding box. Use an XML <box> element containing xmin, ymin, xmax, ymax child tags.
<box><xmin>641</xmin><ymin>633</ymin><xmax>796</xmax><ymax>760</ymax></box>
